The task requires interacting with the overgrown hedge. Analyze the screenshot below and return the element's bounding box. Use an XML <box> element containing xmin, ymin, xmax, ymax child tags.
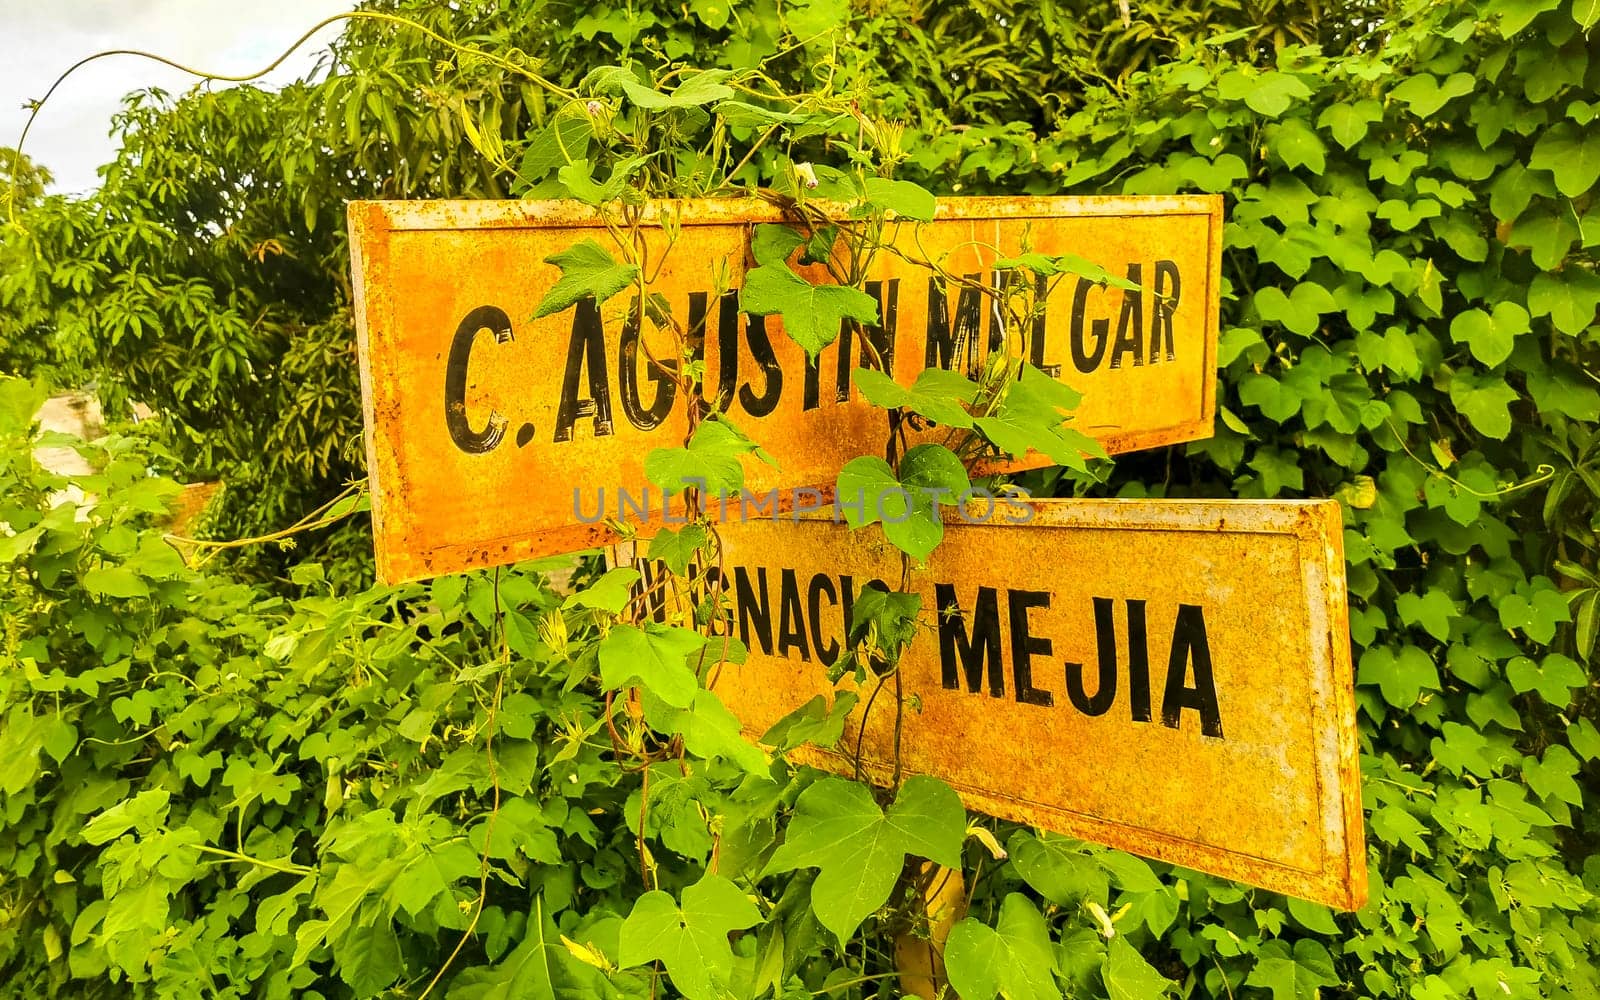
<box><xmin>1</xmin><ymin>0</ymin><xmax>1598</xmax><ymax>998</ymax></box>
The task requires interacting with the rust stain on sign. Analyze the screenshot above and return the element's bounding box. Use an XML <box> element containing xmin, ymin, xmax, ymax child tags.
<box><xmin>639</xmin><ymin>500</ymin><xmax>1365</xmax><ymax>909</ymax></box>
<box><xmin>350</xmin><ymin>196</ymin><xmax>1223</xmax><ymax>583</ymax></box>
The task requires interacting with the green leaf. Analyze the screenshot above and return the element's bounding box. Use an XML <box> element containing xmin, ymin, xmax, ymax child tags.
<box><xmin>390</xmin><ymin>842</ymin><xmax>480</xmax><ymax>918</ymax></box>
<box><xmin>1216</xmin><ymin>69</ymin><xmax>1312</xmax><ymax>117</ymax></box>
<box><xmin>751</xmin><ymin>223</ymin><xmax>806</xmax><ymax>266</ymax></box>
<box><xmin>1448</xmin><ymin>371</ymin><xmax>1520</xmax><ymax>439</ymax></box>
<box><xmin>847</xmin><ymin>587</ymin><xmax>923</xmax><ymax>658</ymax></box>
<box><xmin>1430</xmin><ymin>212</ymin><xmax>1489</xmax><ymax>262</ymax></box>
<box><xmin>1396</xmin><ymin>588</ymin><xmax>1457</xmax><ymax>642</ymax></box>
<box><xmin>690</xmin><ymin>0</ymin><xmax>733</xmax><ymax>29</ymax></box>
<box><xmin>1006</xmin><ymin>832</ymin><xmax>1107</xmax><ymax>907</ymax></box>
<box><xmin>1506</xmin><ymin>209</ymin><xmax>1578</xmax><ymax>270</ymax></box>
<box><xmin>884</xmin><ymin>444</ymin><xmax>971</xmax><ymax>559</ymax></box>
<box><xmin>81</xmin><ymin>565</ymin><xmax>150</xmax><ymax>599</ymax></box>
<box><xmin>644</xmin><ymin>689</ymin><xmax>770</xmax><ymax>774</ymax></box>
<box><xmin>599</xmin><ymin>624</ymin><xmax>708</xmax><ymax>706</ymax></box>
<box><xmin>740</xmin><ymin>256</ymin><xmax>879</xmax><ymax>357</ymax></box>
<box><xmin>1096</xmin><ymin>851</ymin><xmax>1162</xmax><ymax>892</ymax></box>
<box><xmin>1178</xmin><ymin>153</ymin><xmax>1250</xmax><ymax>192</ymax></box>
<box><xmin>1266</xmin><ymin>119</ymin><xmax>1325</xmax><ymax>174</ymax></box>
<box><xmin>1524</xmin><ymin>745</ymin><xmax>1583</xmax><ymax>806</ymax></box>
<box><xmin>645</xmin><ymin>417</ymin><xmax>771</xmax><ymax>496</ymax></box>
<box><xmin>715</xmin><ymin>100</ymin><xmax>808</xmax><ymax>128</ymax></box>
<box><xmin>618</xmin><ymin>873</ymin><xmax>761</xmax><ymax>1000</ymax></box>
<box><xmin>1449</xmin><ymin>302</ymin><xmax>1529</xmax><ymax>367</ymax></box>
<box><xmin>764</xmin><ymin>775</ymin><xmax>964</xmax><ymax>942</ymax></box>
<box><xmin>534</xmin><ymin>239</ymin><xmax>639</xmax><ymax>318</ymax></box>
<box><xmin>852</xmin><ymin>366</ymin><xmax>978</xmax><ymax>428</ymax></box>
<box><xmin>1530</xmin><ymin>124</ymin><xmax>1600</xmax><ymax>198</ymax></box>
<box><xmin>863</xmin><ymin>177</ymin><xmax>936</xmax><ymax>222</ymax></box>
<box><xmin>564</xmin><ymin>567</ymin><xmax>642</xmax><ymax>613</ymax></box>
<box><xmin>1527</xmin><ymin>269</ymin><xmax>1600</xmax><ymax>335</ymax></box>
<box><xmin>992</xmin><ymin>252</ymin><xmax>1135</xmax><ymax>289</ymax></box>
<box><xmin>945</xmin><ymin>895</ymin><xmax>1061</xmax><ymax>1000</ymax></box>
<box><xmin>1371</xmin><ymin>803</ymin><xmax>1431</xmax><ymax>855</ymax></box>
<box><xmin>1358</xmin><ymin>644</ymin><xmax>1441</xmax><ymax>707</ymax></box>
<box><xmin>648</xmin><ymin>524</ymin><xmax>709</xmax><ymax>575</ymax></box>
<box><xmin>1252</xmin><ymin>283</ymin><xmax>1337</xmax><ymax>336</ymax></box>
<box><xmin>606</xmin><ymin>68</ymin><xmax>736</xmax><ymax>110</ymax></box>
<box><xmin>1390</xmin><ymin>72</ymin><xmax>1475</xmax><ymax>118</ymax></box>
<box><xmin>1569</xmin><ymin>719</ymin><xmax>1600</xmax><ymax>761</ymax></box>
<box><xmin>1244</xmin><ymin>940</ymin><xmax>1338</xmax><ymax>1000</ymax></box>
<box><xmin>1376</xmin><ymin>198</ymin><xmax>1442</xmax><ymax>232</ymax></box>
<box><xmin>835</xmin><ymin>456</ymin><xmax>905</xmax><ymax>530</ymax></box>
<box><xmin>1505</xmin><ymin>653</ymin><xmax>1587</xmax><ymax>706</ymax></box>
<box><xmin>1487</xmin><ymin>0</ymin><xmax>1561</xmax><ymax>35</ymax></box>
<box><xmin>1316</xmin><ymin>100</ymin><xmax>1381</xmax><ymax>149</ymax></box>
<box><xmin>834</xmin><ymin>447</ymin><xmax>969</xmax><ymax>559</ymax></box>
<box><xmin>761</xmin><ymin>692</ymin><xmax>860</xmax><ymax>751</ymax></box>
<box><xmin>1286</xmin><ymin>897</ymin><xmax>1340</xmax><ymax>934</ymax></box>
<box><xmin>1575</xmin><ymin>0</ymin><xmax>1600</xmax><ymax>28</ymax></box>
<box><xmin>518</xmin><ymin>112</ymin><xmax>593</xmax><ymax>184</ymax></box>
<box><xmin>973</xmin><ymin>364</ymin><xmax>1101</xmax><ymax>470</ymax></box>
<box><xmin>83</xmin><ymin>790</ymin><xmax>170</xmax><ymax>845</ymax></box>
<box><xmin>338</xmin><ymin>920</ymin><xmax>403</xmax><ymax>998</ymax></box>
<box><xmin>1106</xmin><ymin>936</ymin><xmax>1176</xmax><ymax>1000</ymax></box>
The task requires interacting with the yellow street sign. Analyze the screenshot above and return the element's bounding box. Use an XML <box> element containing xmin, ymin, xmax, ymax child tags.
<box><xmin>350</xmin><ymin>196</ymin><xmax>1222</xmax><ymax>583</ymax></box>
<box><xmin>639</xmin><ymin>500</ymin><xmax>1365</xmax><ymax>909</ymax></box>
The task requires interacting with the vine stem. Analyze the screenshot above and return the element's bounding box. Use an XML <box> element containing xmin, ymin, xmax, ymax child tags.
<box><xmin>6</xmin><ymin>10</ymin><xmax>575</xmax><ymax>223</ymax></box>
<box><xmin>191</xmin><ymin>845</ymin><xmax>311</xmax><ymax>876</ymax></box>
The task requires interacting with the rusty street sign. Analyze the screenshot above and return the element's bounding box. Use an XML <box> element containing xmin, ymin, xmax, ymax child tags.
<box><xmin>351</xmin><ymin>196</ymin><xmax>1222</xmax><ymax>583</ymax></box>
<box><xmin>636</xmin><ymin>500</ymin><xmax>1365</xmax><ymax>909</ymax></box>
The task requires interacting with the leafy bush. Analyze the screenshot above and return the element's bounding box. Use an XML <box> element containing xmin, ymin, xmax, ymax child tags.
<box><xmin>2</xmin><ymin>0</ymin><xmax>1599</xmax><ymax>998</ymax></box>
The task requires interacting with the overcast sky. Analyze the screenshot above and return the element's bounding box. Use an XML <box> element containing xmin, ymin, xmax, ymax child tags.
<box><xmin>2</xmin><ymin>1</ymin><xmax>361</xmax><ymax>194</ymax></box>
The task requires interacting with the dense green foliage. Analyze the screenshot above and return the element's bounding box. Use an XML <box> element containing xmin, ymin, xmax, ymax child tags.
<box><xmin>2</xmin><ymin>0</ymin><xmax>1600</xmax><ymax>998</ymax></box>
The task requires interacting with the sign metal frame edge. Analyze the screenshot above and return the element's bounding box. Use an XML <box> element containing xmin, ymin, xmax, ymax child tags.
<box><xmin>348</xmin><ymin>195</ymin><xmax>1224</xmax><ymax>584</ymax></box>
<box><xmin>717</xmin><ymin>499</ymin><xmax>1366</xmax><ymax>910</ymax></box>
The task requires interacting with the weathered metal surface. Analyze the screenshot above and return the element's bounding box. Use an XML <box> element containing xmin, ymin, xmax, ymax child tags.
<box><xmin>650</xmin><ymin>500</ymin><xmax>1365</xmax><ymax>909</ymax></box>
<box><xmin>350</xmin><ymin>196</ymin><xmax>1223</xmax><ymax>583</ymax></box>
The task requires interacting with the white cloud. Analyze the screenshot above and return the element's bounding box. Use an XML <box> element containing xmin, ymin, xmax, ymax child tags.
<box><xmin>1</xmin><ymin>0</ymin><xmax>359</xmax><ymax>193</ymax></box>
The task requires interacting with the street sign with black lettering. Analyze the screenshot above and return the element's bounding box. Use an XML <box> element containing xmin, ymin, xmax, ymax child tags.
<box><xmin>634</xmin><ymin>500</ymin><xmax>1365</xmax><ymax>909</ymax></box>
<box><xmin>349</xmin><ymin>196</ymin><xmax>1222</xmax><ymax>583</ymax></box>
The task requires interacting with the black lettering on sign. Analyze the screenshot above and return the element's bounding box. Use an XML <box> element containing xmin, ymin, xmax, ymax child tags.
<box><xmin>1064</xmin><ymin>596</ymin><xmax>1117</xmax><ymax>716</ymax></box>
<box><xmin>839</xmin><ymin>575</ymin><xmax>858</xmax><ymax>648</ymax></box>
<box><xmin>740</xmin><ymin>314</ymin><xmax>783</xmax><ymax>417</ymax></box>
<box><xmin>1110</xmin><ymin>263</ymin><xmax>1145</xmax><ymax>369</ymax></box>
<box><xmin>691</xmin><ymin>291</ymin><xmax>737</xmax><ymax>413</ymax></box>
<box><xmin>618</xmin><ymin>300</ymin><xmax>676</xmax><ymax>431</ymax></box>
<box><xmin>1070</xmin><ymin>278</ymin><xmax>1110</xmax><ymax>374</ymax></box>
<box><xmin>836</xmin><ymin>279</ymin><xmax>899</xmax><ymax>403</ymax></box>
<box><xmin>925</xmin><ymin>275</ymin><xmax>984</xmax><ymax>377</ymax></box>
<box><xmin>1151</xmin><ymin>260</ymin><xmax>1180</xmax><ymax>363</ymax></box>
<box><xmin>554</xmin><ymin>300</ymin><xmax>614</xmax><ymax>442</ymax></box>
<box><xmin>936</xmin><ymin>583</ymin><xmax>1004</xmax><ymax>697</ymax></box>
<box><xmin>995</xmin><ymin>270</ymin><xmax>1058</xmax><ymax>378</ymax></box>
<box><xmin>1070</xmin><ymin>263</ymin><xmax>1183</xmax><ymax>373</ymax></box>
<box><xmin>1008</xmin><ymin>589</ymin><xmax>1055</xmax><ymax>707</ymax></box>
<box><xmin>444</xmin><ymin>305</ymin><xmax>513</xmax><ymax>454</ymax></box>
<box><xmin>802</xmin><ymin>353</ymin><xmax>823</xmax><ymax>411</ymax></box>
<box><xmin>807</xmin><ymin>574</ymin><xmax>840</xmax><ymax>666</ymax></box>
<box><xmin>734</xmin><ymin>566</ymin><xmax>773</xmax><ymax>656</ymax></box>
<box><xmin>1126</xmin><ymin>598</ymin><xmax>1152</xmax><ymax>723</ymax></box>
<box><xmin>777</xmin><ymin>568</ymin><xmax>810</xmax><ymax>662</ymax></box>
<box><xmin>1161</xmin><ymin>603</ymin><xmax>1223</xmax><ymax>737</ymax></box>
